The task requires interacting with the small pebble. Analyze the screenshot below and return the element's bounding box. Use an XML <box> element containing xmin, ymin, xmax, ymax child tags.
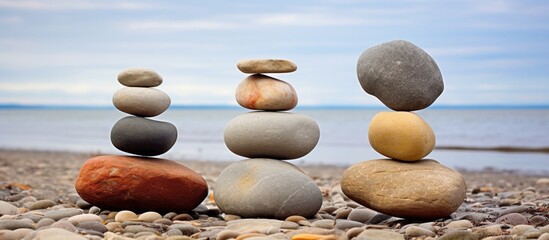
<box><xmin>36</xmin><ymin>218</ymin><xmax>56</xmax><ymax>228</ymax></box>
<box><xmin>124</xmin><ymin>225</ymin><xmax>158</xmax><ymax>234</ymax></box>
<box><xmin>78</xmin><ymin>221</ymin><xmax>108</xmax><ymax>233</ymax></box>
<box><xmin>281</xmin><ymin>221</ymin><xmax>300</xmax><ymax>230</ymax></box>
<box><xmin>172</xmin><ymin>213</ymin><xmax>193</xmax><ymax>221</ymax></box>
<box><xmin>510</xmin><ymin>224</ymin><xmax>536</xmax><ymax>235</ymax></box>
<box><xmin>50</xmin><ymin>219</ymin><xmax>77</xmax><ymax>232</ymax></box>
<box><xmin>0</xmin><ymin>218</ymin><xmax>35</xmax><ymax>230</ymax></box>
<box><xmin>347</xmin><ymin>208</ymin><xmax>377</xmax><ymax>223</ymax></box>
<box><xmin>169</xmin><ymin>223</ymin><xmax>200</xmax><ymax>236</ymax></box>
<box><xmin>30</xmin><ymin>199</ymin><xmax>56</xmax><ymax>210</ymax></box>
<box><xmin>68</xmin><ymin>213</ymin><xmax>102</xmax><ymax>225</ymax></box>
<box><xmin>138</xmin><ymin>212</ymin><xmax>162</xmax><ymax>222</ymax></box>
<box><xmin>438</xmin><ymin>230</ymin><xmax>475</xmax><ymax>240</ymax></box>
<box><xmin>165</xmin><ymin>228</ymin><xmax>183</xmax><ymax>236</ymax></box>
<box><xmin>405</xmin><ymin>226</ymin><xmax>436</xmax><ymax>238</ymax></box>
<box><xmin>286</xmin><ymin>215</ymin><xmax>307</xmax><ymax>223</ymax></box>
<box><xmin>446</xmin><ymin>219</ymin><xmax>473</xmax><ymax>229</ymax></box>
<box><xmin>495</xmin><ymin>213</ymin><xmax>529</xmax><ymax>225</ymax></box>
<box><xmin>334</xmin><ymin>219</ymin><xmax>363</xmax><ymax>230</ymax></box>
<box><xmin>311</xmin><ymin>219</ymin><xmax>334</xmax><ymax>229</ymax></box>
<box><xmin>217</xmin><ymin>229</ymin><xmax>241</xmax><ymax>240</ymax></box>
<box><xmin>76</xmin><ymin>199</ymin><xmax>92</xmax><ymax>209</ymax></box>
<box><xmin>44</xmin><ymin>208</ymin><xmax>83</xmax><ymax>221</ymax></box>
<box><xmin>115</xmin><ymin>210</ymin><xmax>138</xmax><ymax>223</ymax></box>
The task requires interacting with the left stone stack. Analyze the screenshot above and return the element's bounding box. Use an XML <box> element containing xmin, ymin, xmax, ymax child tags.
<box><xmin>75</xmin><ymin>68</ymin><xmax>208</xmax><ymax>213</ymax></box>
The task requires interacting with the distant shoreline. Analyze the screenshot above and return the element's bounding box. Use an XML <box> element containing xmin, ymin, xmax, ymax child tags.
<box><xmin>436</xmin><ymin>145</ymin><xmax>549</xmax><ymax>153</ymax></box>
<box><xmin>1</xmin><ymin>104</ymin><xmax>548</xmax><ymax>110</ymax></box>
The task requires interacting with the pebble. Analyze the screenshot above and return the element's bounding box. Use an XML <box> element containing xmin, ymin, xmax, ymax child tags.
<box><xmin>237</xmin><ymin>59</ymin><xmax>297</xmax><ymax>74</ymax></box>
<box><xmin>236</xmin><ymin>74</ymin><xmax>298</xmax><ymax>111</ymax></box>
<box><xmin>509</xmin><ymin>224</ymin><xmax>536</xmax><ymax>235</ymax></box>
<box><xmin>224</xmin><ymin>111</ymin><xmax>320</xmax><ymax>159</ymax></box>
<box><xmin>113</xmin><ymin>87</ymin><xmax>171</xmax><ymax>117</ymax></box>
<box><xmin>356</xmin><ymin>40</ymin><xmax>444</xmax><ymax>111</ymax></box>
<box><xmin>530</xmin><ymin>215</ymin><xmax>548</xmax><ymax>226</ymax></box>
<box><xmin>341</xmin><ymin>159</ymin><xmax>467</xmax><ymax>219</ymax></box>
<box><xmin>472</xmin><ymin>225</ymin><xmax>503</xmax><ymax>238</ymax></box>
<box><xmin>124</xmin><ymin>225</ymin><xmax>158</xmax><ymax>234</ymax></box>
<box><xmin>334</xmin><ymin>219</ymin><xmax>363</xmax><ymax>230</ymax></box>
<box><xmin>169</xmin><ymin>223</ymin><xmax>200</xmax><ymax>236</ymax></box>
<box><xmin>138</xmin><ymin>212</ymin><xmax>162</xmax><ymax>222</ymax></box>
<box><xmin>75</xmin><ymin>199</ymin><xmax>91</xmax><ymax>209</ymax></box>
<box><xmin>345</xmin><ymin>227</ymin><xmax>364</xmax><ymax>239</ymax></box>
<box><xmin>0</xmin><ymin>201</ymin><xmax>18</xmax><ymax>215</ymax></box>
<box><xmin>405</xmin><ymin>226</ymin><xmax>436</xmax><ymax>238</ymax></box>
<box><xmin>165</xmin><ymin>228</ymin><xmax>183</xmax><ymax>236</ymax></box>
<box><xmin>43</xmin><ymin>208</ymin><xmax>83</xmax><ymax>221</ymax></box>
<box><xmin>172</xmin><ymin>213</ymin><xmax>193</xmax><ymax>221</ymax></box>
<box><xmin>36</xmin><ymin>218</ymin><xmax>56</xmax><ymax>228</ymax></box>
<box><xmin>226</xmin><ymin>219</ymin><xmax>282</xmax><ymax>234</ymax></box>
<box><xmin>368</xmin><ymin>111</ymin><xmax>435</xmax><ymax>161</ymax></box>
<box><xmin>32</xmin><ymin>227</ymin><xmax>87</xmax><ymax>240</ymax></box>
<box><xmin>536</xmin><ymin>178</ymin><xmax>549</xmax><ymax>193</ymax></box>
<box><xmin>214</xmin><ymin>159</ymin><xmax>322</xmax><ymax>219</ymax></box>
<box><xmin>28</xmin><ymin>199</ymin><xmax>56</xmax><ymax>210</ymax></box>
<box><xmin>281</xmin><ymin>221</ymin><xmax>300</xmax><ymax>229</ymax></box>
<box><xmin>78</xmin><ymin>221</ymin><xmax>108</xmax><ymax>233</ymax></box>
<box><xmin>495</xmin><ymin>213</ymin><xmax>528</xmax><ymax>225</ymax></box>
<box><xmin>357</xmin><ymin>229</ymin><xmax>405</xmax><ymax>240</ymax></box>
<box><xmin>110</xmin><ymin>116</ymin><xmax>177</xmax><ymax>156</ymax></box>
<box><xmin>118</xmin><ymin>67</ymin><xmax>163</xmax><ymax>87</ymax></box>
<box><xmin>50</xmin><ymin>219</ymin><xmax>77</xmax><ymax>232</ymax></box>
<box><xmin>347</xmin><ymin>208</ymin><xmax>377</xmax><ymax>223</ymax></box>
<box><xmin>217</xmin><ymin>229</ymin><xmax>241</xmax><ymax>240</ymax></box>
<box><xmin>438</xmin><ymin>230</ymin><xmax>475</xmax><ymax>240</ymax></box>
<box><xmin>310</xmin><ymin>219</ymin><xmax>334</xmax><ymax>229</ymax></box>
<box><xmin>0</xmin><ymin>218</ymin><xmax>35</xmax><ymax>230</ymax></box>
<box><xmin>115</xmin><ymin>210</ymin><xmax>138</xmax><ymax>222</ymax></box>
<box><xmin>445</xmin><ymin>219</ymin><xmax>473</xmax><ymax>229</ymax></box>
<box><xmin>75</xmin><ymin>155</ymin><xmax>208</xmax><ymax>212</ymax></box>
<box><xmin>67</xmin><ymin>213</ymin><xmax>102</xmax><ymax>225</ymax></box>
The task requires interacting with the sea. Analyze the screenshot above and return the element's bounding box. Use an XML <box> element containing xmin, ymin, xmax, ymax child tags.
<box><xmin>1</xmin><ymin>107</ymin><xmax>548</xmax><ymax>173</ymax></box>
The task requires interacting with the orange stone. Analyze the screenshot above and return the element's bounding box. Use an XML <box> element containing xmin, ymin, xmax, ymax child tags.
<box><xmin>75</xmin><ymin>155</ymin><xmax>208</xmax><ymax>213</ymax></box>
<box><xmin>235</xmin><ymin>74</ymin><xmax>298</xmax><ymax>111</ymax></box>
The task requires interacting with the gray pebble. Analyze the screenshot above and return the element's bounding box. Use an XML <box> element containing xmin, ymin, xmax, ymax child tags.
<box><xmin>495</xmin><ymin>213</ymin><xmax>528</xmax><ymax>225</ymax></box>
<box><xmin>76</xmin><ymin>199</ymin><xmax>91</xmax><ymax>209</ymax></box>
<box><xmin>50</xmin><ymin>219</ymin><xmax>77</xmax><ymax>232</ymax></box>
<box><xmin>169</xmin><ymin>223</ymin><xmax>200</xmax><ymax>236</ymax></box>
<box><xmin>30</xmin><ymin>199</ymin><xmax>56</xmax><ymax>210</ymax></box>
<box><xmin>530</xmin><ymin>215</ymin><xmax>548</xmax><ymax>226</ymax></box>
<box><xmin>311</xmin><ymin>219</ymin><xmax>334</xmax><ymax>229</ymax></box>
<box><xmin>438</xmin><ymin>230</ymin><xmax>475</xmax><ymax>240</ymax></box>
<box><xmin>88</xmin><ymin>206</ymin><xmax>101</xmax><ymax>215</ymax></box>
<box><xmin>216</xmin><ymin>229</ymin><xmax>240</xmax><ymax>240</ymax></box>
<box><xmin>153</xmin><ymin>218</ymin><xmax>172</xmax><ymax>225</ymax></box>
<box><xmin>347</xmin><ymin>208</ymin><xmax>377</xmax><ymax>223</ymax></box>
<box><xmin>124</xmin><ymin>225</ymin><xmax>158</xmax><ymax>234</ymax></box>
<box><xmin>67</xmin><ymin>194</ymin><xmax>82</xmax><ymax>205</ymax></box>
<box><xmin>192</xmin><ymin>204</ymin><xmax>208</xmax><ymax>213</ymax></box>
<box><xmin>20</xmin><ymin>212</ymin><xmax>44</xmax><ymax>223</ymax></box>
<box><xmin>0</xmin><ymin>219</ymin><xmax>35</xmax><ymax>230</ymax></box>
<box><xmin>78</xmin><ymin>221</ymin><xmax>107</xmax><ymax>233</ymax></box>
<box><xmin>134</xmin><ymin>231</ymin><xmax>156</xmax><ymax>238</ymax></box>
<box><xmin>31</xmin><ymin>190</ymin><xmax>58</xmax><ymax>201</ymax></box>
<box><xmin>44</xmin><ymin>208</ymin><xmax>83</xmax><ymax>221</ymax></box>
<box><xmin>36</xmin><ymin>218</ymin><xmax>56</xmax><ymax>228</ymax></box>
<box><xmin>165</xmin><ymin>228</ymin><xmax>183</xmax><ymax>236</ymax></box>
<box><xmin>280</xmin><ymin>221</ymin><xmax>299</xmax><ymax>230</ymax></box>
<box><xmin>111</xmin><ymin>116</ymin><xmax>177</xmax><ymax>156</ymax></box>
<box><xmin>163</xmin><ymin>212</ymin><xmax>177</xmax><ymax>219</ymax></box>
<box><xmin>335</xmin><ymin>219</ymin><xmax>364</xmax><ymax>230</ymax></box>
<box><xmin>459</xmin><ymin>212</ymin><xmax>490</xmax><ymax>223</ymax></box>
<box><xmin>497</xmin><ymin>205</ymin><xmax>531</xmax><ymax>217</ymax></box>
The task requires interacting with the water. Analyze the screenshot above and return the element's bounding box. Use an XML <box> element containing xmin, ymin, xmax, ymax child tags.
<box><xmin>0</xmin><ymin>108</ymin><xmax>548</xmax><ymax>172</ymax></box>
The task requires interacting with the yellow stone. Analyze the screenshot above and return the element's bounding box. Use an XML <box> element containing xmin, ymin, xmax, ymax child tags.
<box><xmin>368</xmin><ymin>111</ymin><xmax>435</xmax><ymax>161</ymax></box>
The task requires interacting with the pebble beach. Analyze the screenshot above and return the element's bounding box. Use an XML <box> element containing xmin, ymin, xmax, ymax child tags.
<box><xmin>1</xmin><ymin>148</ymin><xmax>548</xmax><ymax>240</ymax></box>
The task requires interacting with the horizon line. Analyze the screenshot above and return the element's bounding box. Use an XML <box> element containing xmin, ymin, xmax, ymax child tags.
<box><xmin>0</xmin><ymin>103</ymin><xmax>548</xmax><ymax>110</ymax></box>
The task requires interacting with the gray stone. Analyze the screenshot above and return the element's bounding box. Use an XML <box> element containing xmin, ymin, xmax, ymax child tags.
<box><xmin>30</xmin><ymin>200</ymin><xmax>56</xmax><ymax>210</ymax></box>
<box><xmin>226</xmin><ymin>219</ymin><xmax>282</xmax><ymax>234</ymax></box>
<box><xmin>112</xmin><ymin>87</ymin><xmax>170</xmax><ymax>117</ymax></box>
<box><xmin>224</xmin><ymin>111</ymin><xmax>320</xmax><ymax>159</ymax></box>
<box><xmin>110</xmin><ymin>116</ymin><xmax>177</xmax><ymax>156</ymax></box>
<box><xmin>78</xmin><ymin>221</ymin><xmax>107</xmax><ymax>233</ymax></box>
<box><xmin>0</xmin><ymin>201</ymin><xmax>18</xmax><ymax>215</ymax></box>
<box><xmin>310</xmin><ymin>219</ymin><xmax>334</xmax><ymax>229</ymax></box>
<box><xmin>168</xmin><ymin>223</ymin><xmax>199</xmax><ymax>236</ymax></box>
<box><xmin>21</xmin><ymin>213</ymin><xmax>43</xmax><ymax>223</ymax></box>
<box><xmin>0</xmin><ymin>219</ymin><xmax>35</xmax><ymax>230</ymax></box>
<box><xmin>356</xmin><ymin>40</ymin><xmax>444</xmax><ymax>111</ymax></box>
<box><xmin>43</xmin><ymin>208</ymin><xmax>83</xmax><ymax>221</ymax></box>
<box><xmin>404</xmin><ymin>226</ymin><xmax>436</xmax><ymax>238</ymax></box>
<box><xmin>357</xmin><ymin>229</ymin><xmax>404</xmax><ymax>240</ymax></box>
<box><xmin>438</xmin><ymin>230</ymin><xmax>475</xmax><ymax>240</ymax></box>
<box><xmin>335</xmin><ymin>219</ymin><xmax>364</xmax><ymax>230</ymax></box>
<box><xmin>32</xmin><ymin>228</ymin><xmax>87</xmax><ymax>240</ymax></box>
<box><xmin>124</xmin><ymin>225</ymin><xmax>158</xmax><ymax>234</ymax></box>
<box><xmin>50</xmin><ymin>220</ymin><xmax>77</xmax><ymax>232</ymax></box>
<box><xmin>347</xmin><ymin>208</ymin><xmax>377</xmax><ymax>223</ymax></box>
<box><xmin>118</xmin><ymin>68</ymin><xmax>163</xmax><ymax>87</ymax></box>
<box><xmin>495</xmin><ymin>213</ymin><xmax>528</xmax><ymax>225</ymax></box>
<box><xmin>214</xmin><ymin>159</ymin><xmax>322</xmax><ymax>219</ymax></box>
<box><xmin>341</xmin><ymin>159</ymin><xmax>467</xmax><ymax>219</ymax></box>
<box><xmin>75</xmin><ymin>199</ymin><xmax>91</xmax><ymax>209</ymax></box>
<box><xmin>237</xmin><ymin>59</ymin><xmax>297</xmax><ymax>74</ymax></box>
<box><xmin>36</xmin><ymin>218</ymin><xmax>56</xmax><ymax>228</ymax></box>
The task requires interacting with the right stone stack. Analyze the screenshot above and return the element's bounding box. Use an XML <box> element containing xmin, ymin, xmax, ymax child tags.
<box><xmin>341</xmin><ymin>40</ymin><xmax>467</xmax><ymax>219</ymax></box>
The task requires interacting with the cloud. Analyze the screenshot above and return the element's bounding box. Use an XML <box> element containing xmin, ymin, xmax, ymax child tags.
<box><xmin>0</xmin><ymin>0</ymin><xmax>152</xmax><ymax>11</ymax></box>
<box><xmin>127</xmin><ymin>19</ymin><xmax>239</xmax><ymax>31</ymax></box>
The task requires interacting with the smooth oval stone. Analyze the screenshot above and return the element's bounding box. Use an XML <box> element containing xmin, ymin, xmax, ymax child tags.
<box><xmin>110</xmin><ymin>116</ymin><xmax>177</xmax><ymax>156</ymax></box>
<box><xmin>75</xmin><ymin>155</ymin><xmax>208</xmax><ymax>213</ymax></box>
<box><xmin>368</xmin><ymin>112</ymin><xmax>435</xmax><ymax>161</ymax></box>
<box><xmin>341</xmin><ymin>159</ymin><xmax>466</xmax><ymax>219</ymax></box>
<box><xmin>112</xmin><ymin>87</ymin><xmax>170</xmax><ymax>117</ymax></box>
<box><xmin>137</xmin><ymin>212</ymin><xmax>162</xmax><ymax>222</ymax></box>
<box><xmin>0</xmin><ymin>201</ymin><xmax>18</xmax><ymax>215</ymax></box>
<box><xmin>224</xmin><ymin>112</ymin><xmax>320</xmax><ymax>160</ymax></box>
<box><xmin>237</xmin><ymin>59</ymin><xmax>297</xmax><ymax>74</ymax></box>
<box><xmin>214</xmin><ymin>159</ymin><xmax>322</xmax><ymax>219</ymax></box>
<box><xmin>118</xmin><ymin>68</ymin><xmax>163</xmax><ymax>87</ymax></box>
<box><xmin>357</xmin><ymin>40</ymin><xmax>444</xmax><ymax>111</ymax></box>
<box><xmin>236</xmin><ymin>74</ymin><xmax>298</xmax><ymax>111</ymax></box>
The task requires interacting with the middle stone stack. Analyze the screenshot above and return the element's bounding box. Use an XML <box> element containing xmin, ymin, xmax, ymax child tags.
<box><xmin>214</xmin><ymin>59</ymin><xmax>323</xmax><ymax>219</ymax></box>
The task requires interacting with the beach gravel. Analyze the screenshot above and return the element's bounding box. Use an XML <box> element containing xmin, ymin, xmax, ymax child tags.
<box><xmin>0</xmin><ymin>149</ymin><xmax>548</xmax><ymax>239</ymax></box>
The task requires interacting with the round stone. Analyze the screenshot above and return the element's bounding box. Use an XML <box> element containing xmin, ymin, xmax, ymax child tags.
<box><xmin>237</xmin><ymin>59</ymin><xmax>297</xmax><ymax>74</ymax></box>
<box><xmin>224</xmin><ymin>112</ymin><xmax>320</xmax><ymax>160</ymax></box>
<box><xmin>75</xmin><ymin>155</ymin><xmax>208</xmax><ymax>213</ymax></box>
<box><xmin>118</xmin><ymin>68</ymin><xmax>163</xmax><ymax>87</ymax></box>
<box><xmin>214</xmin><ymin>158</ymin><xmax>322</xmax><ymax>219</ymax></box>
<box><xmin>357</xmin><ymin>40</ymin><xmax>444</xmax><ymax>111</ymax></box>
<box><xmin>341</xmin><ymin>159</ymin><xmax>466</xmax><ymax>219</ymax></box>
<box><xmin>112</xmin><ymin>87</ymin><xmax>170</xmax><ymax>117</ymax></box>
<box><xmin>368</xmin><ymin>111</ymin><xmax>435</xmax><ymax>161</ymax></box>
<box><xmin>110</xmin><ymin>116</ymin><xmax>177</xmax><ymax>156</ymax></box>
<box><xmin>236</xmin><ymin>74</ymin><xmax>298</xmax><ymax>111</ymax></box>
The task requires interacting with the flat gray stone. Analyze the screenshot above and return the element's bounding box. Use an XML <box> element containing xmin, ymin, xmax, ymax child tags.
<box><xmin>0</xmin><ymin>201</ymin><xmax>18</xmax><ymax>215</ymax></box>
<box><xmin>224</xmin><ymin>111</ymin><xmax>320</xmax><ymax>160</ymax></box>
<box><xmin>357</xmin><ymin>40</ymin><xmax>443</xmax><ymax>111</ymax></box>
<box><xmin>110</xmin><ymin>116</ymin><xmax>177</xmax><ymax>156</ymax></box>
<box><xmin>112</xmin><ymin>87</ymin><xmax>170</xmax><ymax>117</ymax></box>
<box><xmin>118</xmin><ymin>68</ymin><xmax>163</xmax><ymax>87</ymax></box>
<box><xmin>214</xmin><ymin>159</ymin><xmax>322</xmax><ymax>219</ymax></box>
<box><xmin>44</xmin><ymin>208</ymin><xmax>83</xmax><ymax>221</ymax></box>
<box><xmin>0</xmin><ymin>219</ymin><xmax>35</xmax><ymax>230</ymax></box>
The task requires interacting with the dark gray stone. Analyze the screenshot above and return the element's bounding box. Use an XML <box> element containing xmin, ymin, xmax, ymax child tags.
<box><xmin>78</xmin><ymin>221</ymin><xmax>108</xmax><ymax>233</ymax></box>
<box><xmin>224</xmin><ymin>111</ymin><xmax>320</xmax><ymax>160</ymax></box>
<box><xmin>110</xmin><ymin>116</ymin><xmax>177</xmax><ymax>156</ymax></box>
<box><xmin>357</xmin><ymin>40</ymin><xmax>444</xmax><ymax>111</ymax></box>
<box><xmin>43</xmin><ymin>208</ymin><xmax>83</xmax><ymax>221</ymax></box>
<box><xmin>214</xmin><ymin>158</ymin><xmax>323</xmax><ymax>219</ymax></box>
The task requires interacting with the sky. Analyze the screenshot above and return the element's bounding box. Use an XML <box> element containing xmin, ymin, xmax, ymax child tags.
<box><xmin>0</xmin><ymin>0</ymin><xmax>548</xmax><ymax>107</ymax></box>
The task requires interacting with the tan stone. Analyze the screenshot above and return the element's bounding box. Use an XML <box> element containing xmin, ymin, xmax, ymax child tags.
<box><xmin>237</xmin><ymin>59</ymin><xmax>297</xmax><ymax>74</ymax></box>
<box><xmin>112</xmin><ymin>87</ymin><xmax>170</xmax><ymax>117</ymax></box>
<box><xmin>368</xmin><ymin>111</ymin><xmax>435</xmax><ymax>161</ymax></box>
<box><xmin>341</xmin><ymin>159</ymin><xmax>466</xmax><ymax>219</ymax></box>
<box><xmin>236</xmin><ymin>74</ymin><xmax>298</xmax><ymax>111</ymax></box>
<box><xmin>118</xmin><ymin>67</ymin><xmax>163</xmax><ymax>87</ymax></box>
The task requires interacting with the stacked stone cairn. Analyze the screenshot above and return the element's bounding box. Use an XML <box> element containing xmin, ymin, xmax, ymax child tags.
<box><xmin>75</xmin><ymin>68</ymin><xmax>208</xmax><ymax>213</ymax></box>
<box><xmin>341</xmin><ymin>40</ymin><xmax>467</xmax><ymax>219</ymax></box>
<box><xmin>214</xmin><ymin>59</ymin><xmax>323</xmax><ymax>219</ymax></box>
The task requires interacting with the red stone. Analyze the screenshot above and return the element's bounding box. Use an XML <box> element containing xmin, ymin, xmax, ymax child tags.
<box><xmin>75</xmin><ymin>155</ymin><xmax>208</xmax><ymax>213</ymax></box>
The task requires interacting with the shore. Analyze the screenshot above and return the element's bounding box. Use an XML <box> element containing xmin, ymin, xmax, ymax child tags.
<box><xmin>1</xmin><ymin>148</ymin><xmax>548</xmax><ymax>239</ymax></box>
